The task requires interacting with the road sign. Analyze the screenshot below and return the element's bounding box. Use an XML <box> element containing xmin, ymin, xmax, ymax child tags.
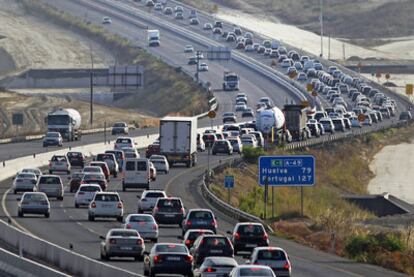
<box><xmin>224</xmin><ymin>175</ymin><xmax>234</xmax><ymax>188</ymax></box>
<box><xmin>258</xmin><ymin>155</ymin><xmax>315</xmax><ymax>186</ymax></box>
<box><xmin>376</xmin><ymin>72</ymin><xmax>382</xmax><ymax>78</ymax></box>
<box><xmin>385</xmin><ymin>73</ymin><xmax>391</xmax><ymax>80</ymax></box>
<box><xmin>207</xmin><ymin>110</ymin><xmax>216</xmax><ymax>119</ymax></box>
<box><xmin>357</xmin><ymin>114</ymin><xmax>366</xmax><ymax>122</ymax></box>
<box><xmin>12</xmin><ymin>113</ymin><xmax>23</xmax><ymax>125</ymax></box>
<box><xmin>306</xmin><ymin>84</ymin><xmax>313</xmax><ymax>92</ymax></box>
<box><xmin>406</xmin><ymin>84</ymin><xmax>413</xmax><ymax>95</ymax></box>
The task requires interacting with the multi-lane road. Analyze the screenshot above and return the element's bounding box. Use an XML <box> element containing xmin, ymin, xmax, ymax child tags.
<box><xmin>0</xmin><ymin>0</ymin><xmax>410</xmax><ymax>276</ymax></box>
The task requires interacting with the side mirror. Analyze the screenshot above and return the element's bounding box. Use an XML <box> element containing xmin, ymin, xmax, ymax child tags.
<box><xmin>136</xmin><ymin>195</ymin><xmax>141</xmax><ymax>198</ymax></box>
<box><xmin>99</xmin><ymin>236</ymin><xmax>105</xmax><ymax>240</ymax></box>
<box><xmin>226</xmin><ymin>231</ymin><xmax>232</xmax><ymax>235</ymax></box>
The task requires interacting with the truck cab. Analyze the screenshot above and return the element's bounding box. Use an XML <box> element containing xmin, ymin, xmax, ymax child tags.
<box><xmin>223</xmin><ymin>72</ymin><xmax>240</xmax><ymax>91</ymax></box>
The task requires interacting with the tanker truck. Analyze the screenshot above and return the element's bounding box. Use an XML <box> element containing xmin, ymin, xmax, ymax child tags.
<box><xmin>45</xmin><ymin>108</ymin><xmax>81</xmax><ymax>141</ymax></box>
<box><xmin>255</xmin><ymin>107</ymin><xmax>285</xmax><ymax>135</ymax></box>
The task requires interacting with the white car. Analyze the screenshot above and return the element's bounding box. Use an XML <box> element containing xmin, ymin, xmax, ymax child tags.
<box><xmin>82</xmin><ymin>166</ymin><xmax>104</xmax><ymax>175</ymax></box>
<box><xmin>49</xmin><ymin>155</ymin><xmax>71</xmax><ymax>174</ymax></box>
<box><xmin>149</xmin><ymin>155</ymin><xmax>169</xmax><ymax>174</ymax></box>
<box><xmin>203</xmin><ymin>23</ymin><xmax>213</xmax><ymax>30</ymax></box>
<box><xmin>350</xmin><ymin>116</ymin><xmax>362</xmax><ymax>128</ymax></box>
<box><xmin>194</xmin><ymin>257</ymin><xmax>238</xmax><ymax>277</ymax></box>
<box><xmin>240</xmin><ymin>134</ymin><xmax>258</xmax><ymax>148</ymax></box>
<box><xmin>124</xmin><ymin>214</ymin><xmax>159</xmax><ymax>242</ymax></box>
<box><xmin>122</xmin><ymin>147</ymin><xmax>140</xmax><ymax>159</ymax></box>
<box><xmin>198</xmin><ymin>62</ymin><xmax>208</xmax><ymax>71</ymax></box>
<box><xmin>114</xmin><ymin>137</ymin><xmax>135</xmax><ymax>150</ymax></box>
<box><xmin>102</xmin><ymin>17</ymin><xmax>112</xmax><ymax>24</ymax></box>
<box><xmin>137</xmin><ymin>190</ymin><xmax>167</xmax><ymax>213</ymax></box>
<box><xmin>20</xmin><ymin>168</ymin><xmax>42</xmax><ymax>180</ymax></box>
<box><xmin>74</xmin><ymin>184</ymin><xmax>102</xmax><ymax>208</ymax></box>
<box><xmin>184</xmin><ymin>45</ymin><xmax>194</xmax><ymax>53</ymax></box>
<box><xmin>88</xmin><ymin>192</ymin><xmax>123</xmax><ymax>222</ymax></box>
<box><xmin>154</xmin><ymin>3</ymin><xmax>163</xmax><ymax>10</ymax></box>
<box><xmin>13</xmin><ymin>172</ymin><xmax>37</xmax><ymax>194</ymax></box>
<box><xmin>229</xmin><ymin>265</ymin><xmax>276</xmax><ymax>277</ymax></box>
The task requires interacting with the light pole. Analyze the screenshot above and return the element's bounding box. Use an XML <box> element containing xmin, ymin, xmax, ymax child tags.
<box><xmin>89</xmin><ymin>44</ymin><xmax>94</xmax><ymax>127</ymax></box>
<box><xmin>320</xmin><ymin>0</ymin><xmax>324</xmax><ymax>58</ymax></box>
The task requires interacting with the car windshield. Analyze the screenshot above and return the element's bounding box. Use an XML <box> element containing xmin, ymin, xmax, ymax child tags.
<box><xmin>97</xmin><ymin>154</ymin><xmax>113</xmax><ymax>161</ymax></box>
<box><xmin>238</xmin><ymin>224</ymin><xmax>264</xmax><ymax>235</ymax></box>
<box><xmin>83</xmin><ymin>174</ymin><xmax>104</xmax><ymax>180</ymax></box>
<box><xmin>187</xmin><ymin>230</ymin><xmax>214</xmax><ymax>240</ymax></box>
<box><xmin>84</xmin><ymin>167</ymin><xmax>100</xmax><ymax>172</ymax></box>
<box><xmin>204</xmin><ymin>257</ymin><xmax>238</xmax><ymax>267</ymax></box>
<box><xmin>17</xmin><ymin>173</ymin><xmax>35</xmax><ymax>179</ymax></box>
<box><xmin>67</xmin><ymin>152</ymin><xmax>82</xmax><ymax>158</ymax></box>
<box><xmin>113</xmin><ymin>123</ymin><xmax>126</xmax><ymax>127</ymax></box>
<box><xmin>157</xmin><ymin>199</ymin><xmax>181</xmax><ymax>208</ymax></box>
<box><xmin>257</xmin><ymin>250</ymin><xmax>287</xmax><ymax>260</ymax></box>
<box><xmin>240</xmin><ymin>268</ymin><xmax>273</xmax><ymax>276</ymax></box>
<box><xmin>71</xmin><ymin>173</ymin><xmax>83</xmax><ymax>179</ymax></box>
<box><xmin>46</xmin><ymin>132</ymin><xmax>60</xmax><ymax>137</ymax></box>
<box><xmin>144</xmin><ymin>192</ymin><xmax>165</xmax><ymax>198</ymax></box>
<box><xmin>23</xmin><ymin>194</ymin><xmax>46</xmax><ymax>201</ymax></box>
<box><xmin>48</xmin><ymin>115</ymin><xmax>69</xmax><ymax>125</ymax></box>
<box><xmin>95</xmin><ymin>194</ymin><xmax>119</xmax><ymax>201</ymax></box>
<box><xmin>110</xmin><ymin>230</ymin><xmax>138</xmax><ymax>237</ymax></box>
<box><xmin>39</xmin><ymin>177</ymin><xmax>60</xmax><ymax>184</ymax></box>
<box><xmin>129</xmin><ymin>216</ymin><xmax>154</xmax><ymax>222</ymax></box>
<box><xmin>155</xmin><ymin>244</ymin><xmax>187</xmax><ymax>253</ymax></box>
<box><xmin>116</xmin><ymin>138</ymin><xmax>131</xmax><ymax>144</ymax></box>
<box><xmin>189</xmin><ymin>211</ymin><xmax>213</xmax><ymax>219</ymax></box>
<box><xmin>51</xmin><ymin>156</ymin><xmax>66</xmax><ymax>162</ymax></box>
<box><xmin>79</xmin><ymin>186</ymin><xmax>101</xmax><ymax>192</ymax></box>
<box><xmin>204</xmin><ymin>237</ymin><xmax>230</xmax><ymax>248</ymax></box>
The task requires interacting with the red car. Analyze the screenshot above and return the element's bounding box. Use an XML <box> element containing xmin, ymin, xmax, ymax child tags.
<box><xmin>69</xmin><ymin>172</ymin><xmax>84</xmax><ymax>193</ymax></box>
<box><xmin>145</xmin><ymin>144</ymin><xmax>160</xmax><ymax>158</ymax></box>
<box><xmin>89</xmin><ymin>161</ymin><xmax>110</xmax><ymax>181</ymax></box>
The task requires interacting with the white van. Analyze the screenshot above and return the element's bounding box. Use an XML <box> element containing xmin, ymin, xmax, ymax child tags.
<box><xmin>122</xmin><ymin>158</ymin><xmax>150</xmax><ymax>191</ymax></box>
<box><xmin>36</xmin><ymin>175</ymin><xmax>64</xmax><ymax>200</ymax></box>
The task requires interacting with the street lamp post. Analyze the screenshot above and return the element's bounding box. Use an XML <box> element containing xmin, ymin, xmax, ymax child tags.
<box><xmin>320</xmin><ymin>0</ymin><xmax>324</xmax><ymax>58</ymax></box>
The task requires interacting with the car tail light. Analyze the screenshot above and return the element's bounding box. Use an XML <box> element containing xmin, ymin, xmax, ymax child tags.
<box><xmin>180</xmin><ymin>208</ymin><xmax>184</xmax><ymax>214</ymax></box>
<box><xmin>185</xmin><ymin>239</ymin><xmax>191</xmax><ymax>246</ymax></box>
<box><xmin>136</xmin><ymin>239</ymin><xmax>143</xmax><ymax>245</ymax></box>
<box><xmin>283</xmin><ymin>261</ymin><xmax>291</xmax><ymax>270</ymax></box>
<box><xmin>186</xmin><ymin>220</ymin><xmax>191</xmax><ymax>226</ymax></box>
<box><xmin>263</xmin><ymin>233</ymin><xmax>269</xmax><ymax>241</ymax></box>
<box><xmin>91</xmin><ymin>202</ymin><xmax>96</xmax><ymax>208</ymax></box>
<box><xmin>126</xmin><ymin>224</ymin><xmax>132</xmax><ymax>229</ymax></box>
<box><xmin>154</xmin><ymin>255</ymin><xmax>161</xmax><ymax>264</ymax></box>
<box><xmin>211</xmin><ymin>219</ymin><xmax>217</xmax><ymax>227</ymax></box>
<box><xmin>117</xmin><ymin>202</ymin><xmax>123</xmax><ymax>209</ymax></box>
<box><xmin>234</xmin><ymin>232</ymin><xmax>240</xmax><ymax>240</ymax></box>
<box><xmin>184</xmin><ymin>255</ymin><xmax>193</xmax><ymax>263</ymax></box>
<box><xmin>153</xmin><ymin>207</ymin><xmax>158</xmax><ymax>213</ymax></box>
<box><xmin>109</xmin><ymin>239</ymin><xmax>116</xmax><ymax>244</ymax></box>
<box><xmin>204</xmin><ymin>267</ymin><xmax>216</xmax><ymax>272</ymax></box>
<box><xmin>152</xmin><ymin>224</ymin><xmax>158</xmax><ymax>230</ymax></box>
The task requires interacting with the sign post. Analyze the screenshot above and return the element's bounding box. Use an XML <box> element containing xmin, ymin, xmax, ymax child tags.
<box><xmin>259</xmin><ymin>155</ymin><xmax>315</xmax><ymax>217</ymax></box>
<box><xmin>406</xmin><ymin>84</ymin><xmax>413</xmax><ymax>96</ymax></box>
<box><xmin>207</xmin><ymin>110</ymin><xmax>216</xmax><ymax>178</ymax></box>
<box><xmin>224</xmin><ymin>175</ymin><xmax>234</xmax><ymax>204</ymax></box>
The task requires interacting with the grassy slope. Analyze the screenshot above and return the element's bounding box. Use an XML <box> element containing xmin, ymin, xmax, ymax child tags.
<box><xmin>178</xmin><ymin>0</ymin><xmax>414</xmax><ymax>39</ymax></box>
<box><xmin>18</xmin><ymin>0</ymin><xmax>209</xmax><ymax>117</ymax></box>
<box><xmin>210</xmin><ymin>124</ymin><xmax>414</xmax><ymax>274</ymax></box>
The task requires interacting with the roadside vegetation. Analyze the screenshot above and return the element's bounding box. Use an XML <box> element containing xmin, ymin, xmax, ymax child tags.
<box><xmin>210</xmin><ymin>124</ymin><xmax>414</xmax><ymax>274</ymax></box>
<box><xmin>179</xmin><ymin>0</ymin><xmax>414</xmax><ymax>39</ymax></box>
<box><xmin>17</xmin><ymin>0</ymin><xmax>210</xmax><ymax>117</ymax></box>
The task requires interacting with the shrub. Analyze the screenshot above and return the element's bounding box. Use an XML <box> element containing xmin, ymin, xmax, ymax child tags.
<box><xmin>242</xmin><ymin>146</ymin><xmax>266</xmax><ymax>164</ymax></box>
<box><xmin>345</xmin><ymin>233</ymin><xmax>405</xmax><ymax>258</ymax></box>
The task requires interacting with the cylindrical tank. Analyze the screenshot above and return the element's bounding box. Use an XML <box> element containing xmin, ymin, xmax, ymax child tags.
<box><xmin>255</xmin><ymin>107</ymin><xmax>285</xmax><ymax>134</ymax></box>
<box><xmin>49</xmin><ymin>108</ymin><xmax>81</xmax><ymax>128</ymax></box>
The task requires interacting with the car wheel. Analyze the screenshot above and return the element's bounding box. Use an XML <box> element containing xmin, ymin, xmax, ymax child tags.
<box><xmin>114</xmin><ymin>172</ymin><xmax>118</xmax><ymax>178</ymax></box>
<box><xmin>100</xmin><ymin>252</ymin><xmax>106</xmax><ymax>260</ymax></box>
<box><xmin>117</xmin><ymin>216</ymin><xmax>123</xmax><ymax>222</ymax></box>
<box><xmin>135</xmin><ymin>255</ymin><xmax>144</xmax><ymax>261</ymax></box>
<box><xmin>58</xmin><ymin>196</ymin><xmax>63</xmax><ymax>201</ymax></box>
<box><xmin>13</xmin><ymin>190</ymin><xmax>17</xmax><ymax>195</ymax></box>
<box><xmin>149</xmin><ymin>269</ymin><xmax>155</xmax><ymax>277</ymax></box>
<box><xmin>151</xmin><ymin>238</ymin><xmax>158</xmax><ymax>243</ymax></box>
<box><xmin>75</xmin><ymin>203</ymin><xmax>79</xmax><ymax>208</ymax></box>
<box><xmin>45</xmin><ymin>212</ymin><xmax>50</xmax><ymax>218</ymax></box>
<box><xmin>18</xmin><ymin>211</ymin><xmax>23</xmax><ymax>217</ymax></box>
<box><xmin>49</xmin><ymin>170</ymin><xmax>53</xmax><ymax>174</ymax></box>
<box><xmin>122</xmin><ymin>185</ymin><xmax>126</xmax><ymax>192</ymax></box>
<box><xmin>88</xmin><ymin>215</ymin><xmax>95</xmax><ymax>221</ymax></box>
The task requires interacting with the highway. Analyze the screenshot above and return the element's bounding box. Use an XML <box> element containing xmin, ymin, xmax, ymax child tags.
<box><xmin>0</xmin><ymin>0</ymin><xmax>409</xmax><ymax>276</ymax></box>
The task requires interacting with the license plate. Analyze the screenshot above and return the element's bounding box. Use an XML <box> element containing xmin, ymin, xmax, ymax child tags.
<box><xmin>102</xmin><ymin>204</ymin><xmax>113</xmax><ymax>208</ymax></box>
<box><xmin>210</xmin><ymin>250</ymin><xmax>223</xmax><ymax>254</ymax></box>
<box><xmin>167</xmin><ymin>256</ymin><xmax>181</xmax><ymax>261</ymax></box>
<box><xmin>246</xmin><ymin>244</ymin><xmax>257</xmax><ymax>248</ymax></box>
<box><xmin>121</xmin><ymin>247</ymin><xmax>132</xmax><ymax>250</ymax></box>
<box><xmin>164</xmin><ymin>214</ymin><xmax>175</xmax><ymax>217</ymax></box>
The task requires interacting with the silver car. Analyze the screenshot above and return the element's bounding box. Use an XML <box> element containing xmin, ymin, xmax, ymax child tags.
<box><xmin>137</xmin><ymin>190</ymin><xmax>167</xmax><ymax>213</ymax></box>
<box><xmin>13</xmin><ymin>172</ymin><xmax>37</xmax><ymax>194</ymax></box>
<box><xmin>43</xmin><ymin>131</ymin><xmax>63</xmax><ymax>147</ymax></box>
<box><xmin>49</xmin><ymin>155</ymin><xmax>71</xmax><ymax>174</ymax></box>
<box><xmin>248</xmin><ymin>247</ymin><xmax>291</xmax><ymax>277</ymax></box>
<box><xmin>229</xmin><ymin>265</ymin><xmax>276</xmax><ymax>277</ymax></box>
<box><xmin>124</xmin><ymin>214</ymin><xmax>159</xmax><ymax>242</ymax></box>
<box><xmin>149</xmin><ymin>155</ymin><xmax>169</xmax><ymax>174</ymax></box>
<box><xmin>18</xmin><ymin>192</ymin><xmax>50</xmax><ymax>218</ymax></box>
<box><xmin>36</xmin><ymin>175</ymin><xmax>64</xmax><ymax>200</ymax></box>
<box><xmin>100</xmin><ymin>228</ymin><xmax>145</xmax><ymax>261</ymax></box>
<box><xmin>88</xmin><ymin>192</ymin><xmax>123</xmax><ymax>222</ymax></box>
<box><xmin>193</xmin><ymin>257</ymin><xmax>238</xmax><ymax>277</ymax></box>
<box><xmin>20</xmin><ymin>168</ymin><xmax>42</xmax><ymax>180</ymax></box>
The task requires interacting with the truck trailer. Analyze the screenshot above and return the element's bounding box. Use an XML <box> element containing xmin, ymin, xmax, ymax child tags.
<box><xmin>283</xmin><ymin>104</ymin><xmax>308</xmax><ymax>141</ymax></box>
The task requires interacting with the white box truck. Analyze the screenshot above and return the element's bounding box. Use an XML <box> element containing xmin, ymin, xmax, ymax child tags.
<box><xmin>147</xmin><ymin>29</ymin><xmax>160</xmax><ymax>47</ymax></box>
<box><xmin>159</xmin><ymin>117</ymin><xmax>197</xmax><ymax>168</ymax></box>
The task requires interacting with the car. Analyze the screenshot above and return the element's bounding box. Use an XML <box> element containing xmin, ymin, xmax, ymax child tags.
<box><xmin>250</xmin><ymin>131</ymin><xmax>264</xmax><ymax>147</ymax></box>
<box><xmin>88</xmin><ymin>192</ymin><xmax>123</xmax><ymax>222</ymax></box>
<box><xmin>13</xmin><ymin>172</ymin><xmax>37</xmax><ymax>194</ymax></box>
<box><xmin>124</xmin><ymin>214</ymin><xmax>159</xmax><ymax>242</ymax></box>
<box><xmin>244</xmin><ymin>44</ymin><xmax>254</xmax><ymax>52</ymax></box>
<box><xmin>20</xmin><ymin>168</ymin><xmax>42</xmax><ymax>180</ymax></box>
<box><xmin>203</xmin><ymin>23</ymin><xmax>213</xmax><ymax>30</ymax></box>
<box><xmin>190</xmin><ymin>18</ymin><xmax>200</xmax><ymax>25</ymax></box>
<box><xmin>137</xmin><ymin>190</ymin><xmax>167</xmax><ymax>213</ymax></box>
<box><xmin>149</xmin><ymin>155</ymin><xmax>169</xmax><ymax>174</ymax></box>
<box><xmin>69</xmin><ymin>172</ymin><xmax>84</xmax><ymax>193</ymax></box>
<box><xmin>74</xmin><ymin>184</ymin><xmax>101</xmax><ymax>208</ymax></box>
<box><xmin>223</xmin><ymin>112</ymin><xmax>237</xmax><ymax>123</ymax></box>
<box><xmin>105</xmin><ymin>150</ymin><xmax>125</xmax><ymax>172</ymax></box>
<box><xmin>96</xmin><ymin>153</ymin><xmax>118</xmax><ymax>177</ymax></box>
<box><xmin>81</xmin><ymin>173</ymin><xmax>107</xmax><ymax>191</ymax></box>
<box><xmin>143</xmin><ymin>243</ymin><xmax>193</xmax><ymax>277</ymax></box>
<box><xmin>399</xmin><ymin>111</ymin><xmax>412</xmax><ymax>121</ymax></box>
<box><xmin>257</xmin><ymin>46</ymin><xmax>265</xmax><ymax>54</ymax></box>
<box><xmin>306</xmin><ymin>122</ymin><xmax>321</xmax><ymax>137</ymax></box>
<box><xmin>190</xmin><ymin>235</ymin><xmax>234</xmax><ymax>267</ymax></box>
<box><xmin>102</xmin><ymin>17</ymin><xmax>112</xmax><ymax>24</ymax></box>
<box><xmin>212</xmin><ymin>27</ymin><xmax>222</xmax><ymax>35</ymax></box>
<box><xmin>212</xmin><ymin>140</ymin><xmax>233</xmax><ymax>155</ymax></box>
<box><xmin>175</xmin><ymin>12</ymin><xmax>184</xmax><ymax>20</ymax></box>
<box><xmin>163</xmin><ymin>7</ymin><xmax>173</xmax><ymax>15</ymax></box>
<box><xmin>332</xmin><ymin>118</ymin><xmax>345</xmax><ymax>132</ymax></box>
<box><xmin>36</xmin><ymin>175</ymin><xmax>64</xmax><ymax>200</ymax></box>
<box><xmin>122</xmin><ymin>158</ymin><xmax>151</xmax><ymax>191</ymax></box>
<box><xmin>197</xmin><ymin>134</ymin><xmax>206</xmax><ymax>152</ymax></box>
<box><xmin>49</xmin><ymin>155</ymin><xmax>71</xmax><ymax>174</ymax></box>
<box><xmin>193</xmin><ymin>257</ymin><xmax>238</xmax><ymax>277</ymax></box>
<box><xmin>114</xmin><ymin>137</ymin><xmax>135</xmax><ymax>150</ymax></box>
<box><xmin>82</xmin><ymin>166</ymin><xmax>104</xmax><ymax>175</ymax></box>
<box><xmin>154</xmin><ymin>3</ymin><xmax>163</xmax><ymax>10</ymax></box>
<box><xmin>111</xmin><ymin>122</ymin><xmax>129</xmax><ymax>135</ymax></box>
<box><xmin>17</xmin><ymin>192</ymin><xmax>50</xmax><ymax>218</ymax></box>
<box><xmin>66</xmin><ymin>151</ymin><xmax>86</xmax><ymax>168</ymax></box>
<box><xmin>181</xmin><ymin>229</ymin><xmax>215</xmax><ymax>249</ymax></box>
<box><xmin>227</xmin><ymin>136</ymin><xmax>242</xmax><ymax>154</ymax></box>
<box><xmin>122</xmin><ymin>147</ymin><xmax>141</xmax><ymax>159</ymax></box>
<box><xmin>145</xmin><ymin>0</ymin><xmax>155</xmax><ymax>7</ymax></box>
<box><xmin>188</xmin><ymin>57</ymin><xmax>198</xmax><ymax>65</ymax></box>
<box><xmin>149</xmin><ymin>161</ymin><xmax>157</xmax><ymax>181</ymax></box>
<box><xmin>42</xmin><ymin>131</ymin><xmax>63</xmax><ymax>147</ymax></box>
<box><xmin>100</xmin><ymin>229</ymin><xmax>145</xmax><ymax>261</ymax></box>
<box><xmin>153</xmin><ymin>197</ymin><xmax>185</xmax><ymax>226</ymax></box>
<box><xmin>89</xmin><ymin>161</ymin><xmax>110</xmax><ymax>181</ymax></box>
<box><xmin>189</xmin><ymin>9</ymin><xmax>198</xmax><ymax>18</ymax></box>
<box><xmin>181</xmin><ymin>209</ymin><xmax>217</xmax><ymax>236</ymax></box>
<box><xmin>235</xmin><ymin>103</ymin><xmax>247</xmax><ymax>112</ymax></box>
<box><xmin>240</xmin><ymin>134</ymin><xmax>258</xmax><ymax>148</ymax></box>
<box><xmin>229</xmin><ymin>222</ymin><xmax>269</xmax><ymax>254</ymax></box>
<box><xmin>184</xmin><ymin>45</ymin><xmax>194</xmax><ymax>53</ymax></box>
<box><xmin>350</xmin><ymin>117</ymin><xmax>362</xmax><ymax>128</ymax></box>
<box><xmin>362</xmin><ymin>114</ymin><xmax>373</xmax><ymax>126</ymax></box>
<box><xmin>174</xmin><ymin>5</ymin><xmax>184</xmax><ymax>12</ymax></box>
<box><xmin>241</xmin><ymin>108</ymin><xmax>254</xmax><ymax>118</ymax></box>
<box><xmin>229</xmin><ymin>265</ymin><xmax>276</xmax><ymax>277</ymax></box>
<box><xmin>248</xmin><ymin>247</ymin><xmax>291</xmax><ymax>277</ymax></box>
<box><xmin>198</xmin><ymin>62</ymin><xmax>208</xmax><ymax>71</ymax></box>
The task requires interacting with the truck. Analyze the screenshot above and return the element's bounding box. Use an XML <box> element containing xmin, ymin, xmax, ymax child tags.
<box><xmin>147</xmin><ymin>29</ymin><xmax>160</xmax><ymax>47</ymax></box>
<box><xmin>255</xmin><ymin>107</ymin><xmax>285</xmax><ymax>135</ymax></box>
<box><xmin>159</xmin><ymin>117</ymin><xmax>197</xmax><ymax>168</ymax></box>
<box><xmin>46</xmin><ymin>108</ymin><xmax>81</xmax><ymax>141</ymax></box>
<box><xmin>222</xmin><ymin>71</ymin><xmax>239</xmax><ymax>91</ymax></box>
<box><xmin>283</xmin><ymin>104</ymin><xmax>308</xmax><ymax>141</ymax></box>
